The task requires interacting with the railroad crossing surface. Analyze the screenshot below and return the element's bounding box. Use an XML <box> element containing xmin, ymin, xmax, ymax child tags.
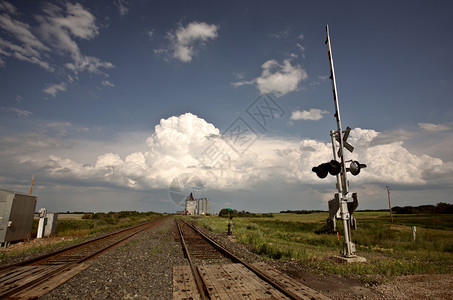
<box><xmin>174</xmin><ymin>263</ymin><xmax>330</xmax><ymax>299</ymax></box>
<box><xmin>174</xmin><ymin>219</ymin><xmax>330</xmax><ymax>300</ymax></box>
<box><xmin>0</xmin><ymin>217</ymin><xmax>377</xmax><ymax>299</ymax></box>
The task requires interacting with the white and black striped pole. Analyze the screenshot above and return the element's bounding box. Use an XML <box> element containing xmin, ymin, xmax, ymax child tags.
<box><xmin>326</xmin><ymin>24</ymin><xmax>348</xmax><ymax>196</ymax></box>
<box><xmin>325</xmin><ymin>25</ymin><xmax>355</xmax><ymax>257</ymax></box>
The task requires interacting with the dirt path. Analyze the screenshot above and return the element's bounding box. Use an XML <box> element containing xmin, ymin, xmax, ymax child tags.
<box><xmin>372</xmin><ymin>274</ymin><xmax>453</xmax><ymax>299</ymax></box>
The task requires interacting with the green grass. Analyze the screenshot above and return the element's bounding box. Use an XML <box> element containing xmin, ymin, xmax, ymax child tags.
<box><xmin>150</xmin><ymin>245</ymin><xmax>163</xmax><ymax>254</ymax></box>
<box><xmin>188</xmin><ymin>212</ymin><xmax>453</xmax><ymax>283</ymax></box>
<box><xmin>0</xmin><ymin>237</ymin><xmax>86</xmax><ymax>261</ymax></box>
<box><xmin>53</xmin><ymin>211</ymin><xmax>163</xmax><ymax>237</ymax></box>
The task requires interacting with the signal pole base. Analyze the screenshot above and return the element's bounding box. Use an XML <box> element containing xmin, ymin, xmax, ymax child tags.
<box><xmin>333</xmin><ymin>255</ymin><xmax>367</xmax><ymax>263</ymax></box>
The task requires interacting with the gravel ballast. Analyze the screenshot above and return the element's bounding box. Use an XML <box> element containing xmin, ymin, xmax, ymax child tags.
<box><xmin>41</xmin><ymin>217</ymin><xmax>187</xmax><ymax>300</ymax></box>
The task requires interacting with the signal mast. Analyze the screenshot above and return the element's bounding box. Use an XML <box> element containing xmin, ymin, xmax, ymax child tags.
<box><xmin>312</xmin><ymin>25</ymin><xmax>366</xmax><ymax>261</ymax></box>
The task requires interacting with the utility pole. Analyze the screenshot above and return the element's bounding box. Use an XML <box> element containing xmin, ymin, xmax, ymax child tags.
<box><xmin>386</xmin><ymin>186</ymin><xmax>393</xmax><ymax>223</ymax></box>
<box><xmin>29</xmin><ymin>174</ymin><xmax>35</xmax><ymax>195</ymax></box>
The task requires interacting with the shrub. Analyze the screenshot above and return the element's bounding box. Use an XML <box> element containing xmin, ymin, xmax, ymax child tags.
<box><xmin>246</xmin><ymin>223</ymin><xmax>258</xmax><ymax>230</ymax></box>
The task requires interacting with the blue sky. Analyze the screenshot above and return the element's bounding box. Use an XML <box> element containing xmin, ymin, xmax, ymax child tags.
<box><xmin>0</xmin><ymin>0</ymin><xmax>452</xmax><ymax>213</ymax></box>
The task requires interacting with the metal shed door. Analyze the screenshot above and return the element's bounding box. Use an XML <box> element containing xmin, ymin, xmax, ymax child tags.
<box><xmin>0</xmin><ymin>200</ymin><xmax>8</xmax><ymax>242</ymax></box>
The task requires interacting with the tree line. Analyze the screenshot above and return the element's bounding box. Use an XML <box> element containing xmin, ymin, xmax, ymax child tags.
<box><xmin>281</xmin><ymin>202</ymin><xmax>453</xmax><ymax>215</ymax></box>
<box><xmin>218</xmin><ymin>208</ymin><xmax>273</xmax><ymax>218</ymax></box>
<box><xmin>392</xmin><ymin>202</ymin><xmax>453</xmax><ymax>214</ymax></box>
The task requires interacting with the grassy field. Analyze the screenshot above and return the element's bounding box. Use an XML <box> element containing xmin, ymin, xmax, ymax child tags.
<box><xmin>188</xmin><ymin>212</ymin><xmax>453</xmax><ymax>283</ymax></box>
<box><xmin>35</xmin><ymin>211</ymin><xmax>164</xmax><ymax>237</ymax></box>
<box><xmin>53</xmin><ymin>214</ymin><xmax>85</xmax><ymax>220</ymax></box>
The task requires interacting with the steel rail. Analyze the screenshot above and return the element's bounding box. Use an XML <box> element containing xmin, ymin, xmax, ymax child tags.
<box><xmin>73</xmin><ymin>217</ymin><xmax>166</xmax><ymax>264</ymax></box>
<box><xmin>179</xmin><ymin>219</ymin><xmax>303</xmax><ymax>300</ymax></box>
<box><xmin>0</xmin><ymin>217</ymin><xmax>166</xmax><ymax>299</ymax></box>
<box><xmin>176</xmin><ymin>220</ymin><xmax>209</xmax><ymax>300</ymax></box>
<box><xmin>0</xmin><ymin>217</ymin><xmax>164</xmax><ymax>271</ymax></box>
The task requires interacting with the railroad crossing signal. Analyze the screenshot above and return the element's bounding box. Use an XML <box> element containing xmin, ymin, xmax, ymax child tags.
<box><xmin>327</xmin><ymin>193</ymin><xmax>359</xmax><ymax>232</ymax></box>
<box><xmin>335</xmin><ymin>126</ymin><xmax>354</xmax><ymax>153</ymax></box>
<box><xmin>312</xmin><ymin>160</ymin><xmax>341</xmax><ymax>178</ymax></box>
<box><xmin>312</xmin><ymin>160</ymin><xmax>366</xmax><ymax>178</ymax></box>
<box><xmin>316</xmin><ymin>25</ymin><xmax>367</xmax><ymax>260</ymax></box>
<box><xmin>348</xmin><ymin>161</ymin><xmax>367</xmax><ymax>176</ymax></box>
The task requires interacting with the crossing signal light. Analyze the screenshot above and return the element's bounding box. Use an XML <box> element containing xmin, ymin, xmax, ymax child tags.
<box><xmin>348</xmin><ymin>161</ymin><xmax>367</xmax><ymax>176</ymax></box>
<box><xmin>312</xmin><ymin>160</ymin><xmax>341</xmax><ymax>178</ymax></box>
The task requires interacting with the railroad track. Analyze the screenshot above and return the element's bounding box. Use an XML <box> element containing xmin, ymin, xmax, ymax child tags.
<box><xmin>175</xmin><ymin>218</ymin><xmax>330</xmax><ymax>300</ymax></box>
<box><xmin>0</xmin><ymin>217</ymin><xmax>166</xmax><ymax>299</ymax></box>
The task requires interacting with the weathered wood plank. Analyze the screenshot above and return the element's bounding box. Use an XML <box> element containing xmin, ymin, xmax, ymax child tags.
<box><xmin>198</xmin><ymin>264</ymin><xmax>289</xmax><ymax>300</ymax></box>
<box><xmin>221</xmin><ymin>264</ymin><xmax>268</xmax><ymax>299</ymax></box>
<box><xmin>0</xmin><ymin>266</ymin><xmax>38</xmax><ymax>286</ymax></box>
<box><xmin>12</xmin><ymin>263</ymin><xmax>91</xmax><ymax>299</ymax></box>
<box><xmin>198</xmin><ymin>265</ymin><xmax>232</xmax><ymax>299</ymax></box>
<box><xmin>173</xmin><ymin>265</ymin><xmax>201</xmax><ymax>300</ymax></box>
<box><xmin>226</xmin><ymin>263</ymin><xmax>287</xmax><ymax>299</ymax></box>
<box><xmin>251</xmin><ymin>262</ymin><xmax>330</xmax><ymax>300</ymax></box>
<box><xmin>0</xmin><ymin>264</ymin><xmax>62</xmax><ymax>291</ymax></box>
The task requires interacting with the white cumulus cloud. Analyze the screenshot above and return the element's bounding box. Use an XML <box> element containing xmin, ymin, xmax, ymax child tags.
<box><xmin>43</xmin><ymin>82</ymin><xmax>67</xmax><ymax>97</ymax></box>
<box><xmin>418</xmin><ymin>122</ymin><xmax>451</xmax><ymax>132</ymax></box>
<box><xmin>2</xmin><ymin>115</ymin><xmax>453</xmax><ymax>211</ymax></box>
<box><xmin>168</xmin><ymin>21</ymin><xmax>218</xmax><ymax>62</ymax></box>
<box><xmin>11</xmin><ymin>114</ymin><xmax>452</xmax><ymax>195</ymax></box>
<box><xmin>256</xmin><ymin>59</ymin><xmax>307</xmax><ymax>96</ymax></box>
<box><xmin>102</xmin><ymin>80</ymin><xmax>115</xmax><ymax>87</ymax></box>
<box><xmin>233</xmin><ymin>59</ymin><xmax>307</xmax><ymax>97</ymax></box>
<box><xmin>291</xmin><ymin>108</ymin><xmax>328</xmax><ymax>121</ymax></box>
